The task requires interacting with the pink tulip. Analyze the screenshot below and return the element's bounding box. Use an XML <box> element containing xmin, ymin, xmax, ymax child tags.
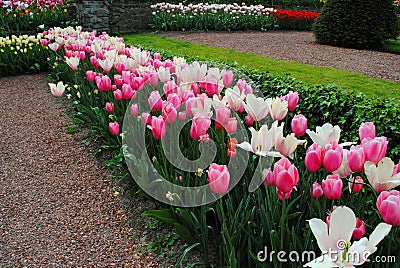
<box><xmin>376</xmin><ymin>190</ymin><xmax>400</xmax><ymax>226</ymax></box>
<box><xmin>349</xmin><ymin>176</ymin><xmax>364</xmax><ymax>193</ymax></box>
<box><xmin>148</xmin><ymin>71</ymin><xmax>159</xmax><ymax>86</ymax></box>
<box><xmin>48</xmin><ymin>81</ymin><xmax>65</xmax><ymax>97</ymax></box>
<box><xmin>113</xmin><ymin>89</ymin><xmax>123</xmax><ymax>101</ymax></box>
<box><xmin>90</xmin><ymin>56</ymin><xmax>100</xmax><ymax>69</ymax></box>
<box><xmin>291</xmin><ymin>114</ymin><xmax>308</xmax><ymax>137</ymax></box>
<box><xmin>281</xmin><ymin>91</ymin><xmax>299</xmax><ymax>112</ymax></box>
<box><xmin>263</xmin><ymin>168</ymin><xmax>274</xmax><ymax>186</ymax></box>
<box><xmin>224</xmin><ymin>118</ymin><xmax>238</xmax><ymax>134</ymax></box>
<box><xmin>222</xmin><ymin>70</ymin><xmax>234</xmax><ymax>87</ymax></box>
<box><xmin>109</xmin><ymin>122</ymin><xmax>120</xmax><ymax>135</ymax></box>
<box><xmin>167</xmin><ymin>93</ymin><xmax>181</xmax><ymax>110</ymax></box>
<box><xmin>352</xmin><ymin>218</ymin><xmax>366</xmax><ymax>240</ymax></box>
<box><xmin>245</xmin><ymin>114</ymin><xmax>254</xmax><ymax>126</ymax></box>
<box><xmin>121</xmin><ymin>84</ymin><xmax>135</xmax><ymax>100</ymax></box>
<box><xmin>362</xmin><ymin>136</ymin><xmax>388</xmax><ymax>164</ymax></box>
<box><xmin>215</xmin><ymin>106</ymin><xmax>230</xmax><ymax>130</ymax></box>
<box><xmin>305</xmin><ymin>143</ymin><xmax>323</xmax><ymax>172</ymax></box>
<box><xmin>86</xmin><ymin>70</ymin><xmax>96</xmax><ymax>82</ymax></box>
<box><xmin>106</xmin><ymin>102</ymin><xmax>114</xmax><ymax>113</ymax></box>
<box><xmin>322</xmin><ymin>174</ymin><xmax>343</xmax><ymax>200</ymax></box>
<box><xmin>359</xmin><ymin>122</ymin><xmax>376</xmax><ymax>141</ymax></box>
<box><xmin>148</xmin><ymin>91</ymin><xmax>163</xmax><ymax>111</ymax></box>
<box><xmin>322</xmin><ymin>141</ymin><xmax>343</xmax><ymax>173</ymax></box>
<box><xmin>204</xmin><ymin>77</ymin><xmax>219</xmax><ymax>97</ymax></box>
<box><xmin>273</xmin><ymin>158</ymin><xmax>299</xmax><ymax>195</ymax></box>
<box><xmin>96</xmin><ymin>75</ymin><xmax>112</xmax><ymax>91</ymax></box>
<box><xmin>162</xmin><ymin>102</ymin><xmax>177</xmax><ymax>124</ymax></box>
<box><xmin>78</xmin><ymin>51</ymin><xmax>86</xmax><ymax>61</ymax></box>
<box><xmin>347</xmin><ymin>145</ymin><xmax>366</xmax><ymax>172</ymax></box>
<box><xmin>310</xmin><ymin>182</ymin><xmax>323</xmax><ymax>199</ymax></box>
<box><xmin>394</xmin><ymin>160</ymin><xmax>400</xmax><ymax>176</ymax></box>
<box><xmin>115</xmin><ymin>62</ymin><xmax>126</xmax><ymax>73</ymax></box>
<box><xmin>130</xmin><ymin>104</ymin><xmax>139</xmax><ymax>116</ymax></box>
<box><xmin>154</xmin><ymin>52</ymin><xmax>161</xmax><ymax>60</ymax></box>
<box><xmin>276</xmin><ymin>188</ymin><xmax>293</xmax><ymax>201</ymax></box>
<box><xmin>236</xmin><ymin>79</ymin><xmax>253</xmax><ymax>95</ymax></box>
<box><xmin>180</xmin><ymin>90</ymin><xmax>195</xmax><ymax>104</ymax></box>
<box><xmin>131</xmin><ymin>76</ymin><xmax>144</xmax><ymax>91</ymax></box>
<box><xmin>163</xmin><ymin>80</ymin><xmax>178</xmax><ymax>96</ymax></box>
<box><xmin>41</xmin><ymin>39</ymin><xmax>49</xmax><ymax>46</ymax></box>
<box><xmin>141</xmin><ymin>112</ymin><xmax>151</xmax><ymax>126</ymax></box>
<box><xmin>114</xmin><ymin>74</ymin><xmax>123</xmax><ymax>87</ymax></box>
<box><xmin>199</xmin><ymin>134</ymin><xmax>210</xmax><ymax>143</ymax></box>
<box><xmin>190</xmin><ymin>115</ymin><xmax>211</xmax><ymax>141</ymax></box>
<box><xmin>178</xmin><ymin>111</ymin><xmax>187</xmax><ymax>121</ymax></box>
<box><xmin>207</xmin><ymin>163</ymin><xmax>230</xmax><ymax>195</ymax></box>
<box><xmin>149</xmin><ymin>116</ymin><xmax>166</xmax><ymax>140</ymax></box>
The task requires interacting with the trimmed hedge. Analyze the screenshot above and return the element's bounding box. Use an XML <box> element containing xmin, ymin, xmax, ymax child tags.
<box><xmin>313</xmin><ymin>0</ymin><xmax>399</xmax><ymax>49</ymax></box>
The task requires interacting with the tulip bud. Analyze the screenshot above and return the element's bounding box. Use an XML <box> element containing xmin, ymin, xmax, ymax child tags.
<box><xmin>106</xmin><ymin>102</ymin><xmax>114</xmax><ymax>113</ymax></box>
<box><xmin>222</xmin><ymin>70</ymin><xmax>234</xmax><ymax>87</ymax></box>
<box><xmin>310</xmin><ymin>182</ymin><xmax>323</xmax><ymax>199</ymax></box>
<box><xmin>109</xmin><ymin>122</ymin><xmax>120</xmax><ymax>135</ymax></box>
<box><xmin>130</xmin><ymin>104</ymin><xmax>139</xmax><ymax>116</ymax></box>
<box><xmin>349</xmin><ymin>176</ymin><xmax>363</xmax><ymax>193</ymax></box>
<box><xmin>263</xmin><ymin>168</ymin><xmax>274</xmax><ymax>186</ymax></box>
<box><xmin>352</xmin><ymin>218</ymin><xmax>366</xmax><ymax>240</ymax></box>
<box><xmin>305</xmin><ymin>143</ymin><xmax>323</xmax><ymax>172</ymax></box>
<box><xmin>281</xmin><ymin>91</ymin><xmax>299</xmax><ymax>112</ymax></box>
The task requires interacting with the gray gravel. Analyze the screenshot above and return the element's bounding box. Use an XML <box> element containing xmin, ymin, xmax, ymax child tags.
<box><xmin>0</xmin><ymin>74</ymin><xmax>161</xmax><ymax>267</ymax></box>
<box><xmin>161</xmin><ymin>31</ymin><xmax>400</xmax><ymax>82</ymax></box>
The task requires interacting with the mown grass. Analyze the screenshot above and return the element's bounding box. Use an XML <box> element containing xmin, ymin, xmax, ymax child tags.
<box><xmin>122</xmin><ymin>33</ymin><xmax>399</xmax><ymax>100</ymax></box>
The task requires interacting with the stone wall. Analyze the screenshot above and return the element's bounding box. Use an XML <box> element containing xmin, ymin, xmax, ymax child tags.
<box><xmin>76</xmin><ymin>0</ymin><xmax>152</xmax><ymax>34</ymax></box>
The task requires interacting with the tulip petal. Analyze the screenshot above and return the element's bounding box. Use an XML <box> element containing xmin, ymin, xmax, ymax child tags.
<box><xmin>308</xmin><ymin>219</ymin><xmax>330</xmax><ymax>253</ymax></box>
<box><xmin>329</xmin><ymin>207</ymin><xmax>356</xmax><ymax>250</ymax></box>
<box><xmin>365</xmin><ymin>223</ymin><xmax>391</xmax><ymax>254</ymax></box>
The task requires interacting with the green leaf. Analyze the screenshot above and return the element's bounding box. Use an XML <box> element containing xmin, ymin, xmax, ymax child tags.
<box><xmin>173</xmin><ymin>222</ymin><xmax>195</xmax><ymax>243</ymax></box>
<box><xmin>142</xmin><ymin>209</ymin><xmax>177</xmax><ymax>226</ymax></box>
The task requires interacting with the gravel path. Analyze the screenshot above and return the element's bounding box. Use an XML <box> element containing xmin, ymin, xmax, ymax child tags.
<box><xmin>161</xmin><ymin>31</ymin><xmax>400</xmax><ymax>82</ymax></box>
<box><xmin>0</xmin><ymin>74</ymin><xmax>160</xmax><ymax>267</ymax></box>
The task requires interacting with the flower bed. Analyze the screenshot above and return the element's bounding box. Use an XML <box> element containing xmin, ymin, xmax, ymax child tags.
<box><xmin>0</xmin><ymin>33</ymin><xmax>49</xmax><ymax>76</ymax></box>
<box><xmin>40</xmin><ymin>26</ymin><xmax>400</xmax><ymax>267</ymax></box>
<box><xmin>150</xmin><ymin>2</ymin><xmax>319</xmax><ymax>31</ymax></box>
<box><xmin>0</xmin><ymin>0</ymin><xmax>75</xmax><ymax>36</ymax></box>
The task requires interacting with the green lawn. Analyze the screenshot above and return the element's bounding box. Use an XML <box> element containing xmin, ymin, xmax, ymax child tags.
<box><xmin>122</xmin><ymin>33</ymin><xmax>399</xmax><ymax>100</ymax></box>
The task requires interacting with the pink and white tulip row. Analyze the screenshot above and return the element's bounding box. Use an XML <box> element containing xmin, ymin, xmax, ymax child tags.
<box><xmin>151</xmin><ymin>2</ymin><xmax>277</xmax><ymax>16</ymax></box>
<box><xmin>43</xmin><ymin>27</ymin><xmax>400</xmax><ymax>257</ymax></box>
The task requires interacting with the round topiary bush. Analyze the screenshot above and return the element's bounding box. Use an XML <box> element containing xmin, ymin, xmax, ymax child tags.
<box><xmin>313</xmin><ymin>0</ymin><xmax>399</xmax><ymax>49</ymax></box>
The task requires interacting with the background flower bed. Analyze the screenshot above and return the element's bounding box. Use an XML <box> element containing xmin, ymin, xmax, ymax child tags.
<box><xmin>39</xmin><ymin>26</ymin><xmax>400</xmax><ymax>267</ymax></box>
<box><xmin>0</xmin><ymin>0</ymin><xmax>76</xmax><ymax>36</ymax></box>
<box><xmin>151</xmin><ymin>2</ymin><xmax>319</xmax><ymax>31</ymax></box>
